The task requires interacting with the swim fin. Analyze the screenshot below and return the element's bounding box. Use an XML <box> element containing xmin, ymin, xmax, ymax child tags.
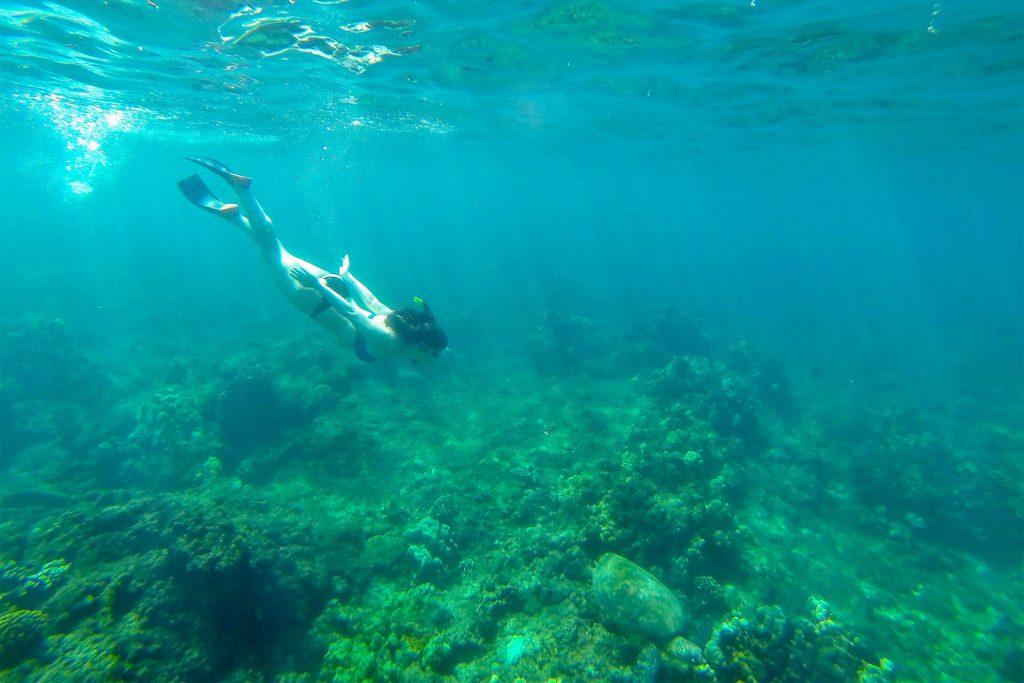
<box><xmin>184</xmin><ymin>157</ymin><xmax>252</xmax><ymax>189</ymax></box>
<box><xmin>177</xmin><ymin>174</ymin><xmax>239</xmax><ymax>217</ymax></box>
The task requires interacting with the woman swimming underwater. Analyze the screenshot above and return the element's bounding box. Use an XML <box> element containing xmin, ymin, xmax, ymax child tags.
<box><xmin>177</xmin><ymin>158</ymin><xmax>448</xmax><ymax>364</ymax></box>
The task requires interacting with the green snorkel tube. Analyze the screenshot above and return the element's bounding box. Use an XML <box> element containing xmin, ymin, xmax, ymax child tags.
<box><xmin>413</xmin><ymin>296</ymin><xmax>436</xmax><ymax>321</ymax></box>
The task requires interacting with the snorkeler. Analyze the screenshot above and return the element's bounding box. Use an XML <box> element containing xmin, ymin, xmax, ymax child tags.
<box><xmin>177</xmin><ymin>158</ymin><xmax>448</xmax><ymax>364</ymax></box>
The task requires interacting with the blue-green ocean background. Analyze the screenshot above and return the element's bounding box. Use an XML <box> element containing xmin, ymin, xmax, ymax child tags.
<box><xmin>0</xmin><ymin>0</ymin><xmax>1022</xmax><ymax>681</ymax></box>
<box><xmin>0</xmin><ymin>1</ymin><xmax>1021</xmax><ymax>395</ymax></box>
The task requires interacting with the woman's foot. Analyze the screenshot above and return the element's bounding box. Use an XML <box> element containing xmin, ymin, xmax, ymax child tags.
<box><xmin>177</xmin><ymin>174</ymin><xmax>239</xmax><ymax>216</ymax></box>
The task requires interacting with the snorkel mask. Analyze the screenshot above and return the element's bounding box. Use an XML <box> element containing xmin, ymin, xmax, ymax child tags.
<box><xmin>412</xmin><ymin>296</ymin><xmax>447</xmax><ymax>358</ymax></box>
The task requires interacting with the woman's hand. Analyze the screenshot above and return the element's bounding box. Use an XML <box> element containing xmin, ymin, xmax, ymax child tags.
<box><xmin>289</xmin><ymin>266</ymin><xmax>320</xmax><ymax>289</ymax></box>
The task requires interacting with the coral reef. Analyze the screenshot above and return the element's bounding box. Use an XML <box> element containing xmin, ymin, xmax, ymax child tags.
<box><xmin>1</xmin><ymin>485</ymin><xmax>338</xmax><ymax>681</ymax></box>
<box><xmin>212</xmin><ymin>361</ymin><xmax>288</xmax><ymax>447</ymax></box>
<box><xmin>643</xmin><ymin>354</ymin><xmax>766</xmax><ymax>451</ymax></box>
<box><xmin>0</xmin><ymin>559</ymin><xmax>70</xmax><ymax>605</ymax></box>
<box><xmin>822</xmin><ymin>398</ymin><xmax>1023</xmax><ymax>565</ymax></box>
<box><xmin>0</xmin><ymin>609</ymin><xmax>47</xmax><ymax>667</ymax></box>
<box><xmin>704</xmin><ymin>599</ymin><xmax>893</xmax><ymax>683</ymax></box>
<box><xmin>404</xmin><ymin>516</ymin><xmax>456</xmax><ymax>583</ymax></box>
<box><xmin>0</xmin><ymin>317</ymin><xmax>110</xmax><ymax>462</ymax></box>
<box><xmin>0</xmin><ymin>317</ymin><xmax>107</xmax><ymax>404</ymax></box>
<box><xmin>662</xmin><ymin>636</ymin><xmax>717</xmax><ymax>682</ymax></box>
<box><xmin>0</xmin><ymin>304</ymin><xmax>1018</xmax><ymax>682</ymax></box>
<box><xmin>526</xmin><ymin>309</ymin><xmax>605</xmax><ymax>375</ymax></box>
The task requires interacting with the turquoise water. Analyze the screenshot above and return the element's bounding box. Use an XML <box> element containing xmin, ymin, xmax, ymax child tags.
<box><xmin>0</xmin><ymin>1</ymin><xmax>1022</xmax><ymax>682</ymax></box>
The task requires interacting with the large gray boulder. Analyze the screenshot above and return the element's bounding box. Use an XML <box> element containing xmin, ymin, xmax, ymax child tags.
<box><xmin>592</xmin><ymin>553</ymin><xmax>686</xmax><ymax>643</ymax></box>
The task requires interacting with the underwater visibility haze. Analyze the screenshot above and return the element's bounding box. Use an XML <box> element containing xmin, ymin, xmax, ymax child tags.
<box><xmin>0</xmin><ymin>0</ymin><xmax>1022</xmax><ymax>681</ymax></box>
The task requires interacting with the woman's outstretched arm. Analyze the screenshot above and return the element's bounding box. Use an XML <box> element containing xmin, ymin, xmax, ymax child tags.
<box><xmin>338</xmin><ymin>258</ymin><xmax>392</xmax><ymax>317</ymax></box>
<box><xmin>289</xmin><ymin>266</ymin><xmax>379</xmax><ymax>337</ymax></box>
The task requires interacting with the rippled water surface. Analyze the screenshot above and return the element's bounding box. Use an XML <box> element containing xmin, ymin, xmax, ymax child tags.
<box><xmin>3</xmin><ymin>0</ymin><xmax>1021</xmax><ymax>149</ymax></box>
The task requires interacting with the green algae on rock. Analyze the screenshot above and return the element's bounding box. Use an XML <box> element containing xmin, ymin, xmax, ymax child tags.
<box><xmin>663</xmin><ymin>635</ymin><xmax>717</xmax><ymax>681</ymax></box>
<box><xmin>704</xmin><ymin>600</ymin><xmax>895</xmax><ymax>683</ymax></box>
<box><xmin>0</xmin><ymin>609</ymin><xmax>47</xmax><ymax>667</ymax></box>
<box><xmin>592</xmin><ymin>553</ymin><xmax>686</xmax><ymax>643</ymax></box>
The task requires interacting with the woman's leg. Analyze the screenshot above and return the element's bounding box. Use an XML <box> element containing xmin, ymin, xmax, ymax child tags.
<box><xmin>177</xmin><ymin>172</ymin><xmax>269</xmax><ymax>248</ymax></box>
<box><xmin>342</xmin><ymin>271</ymin><xmax>392</xmax><ymax>316</ymax></box>
<box><xmin>182</xmin><ymin>158</ymin><xmax>280</xmax><ymax>253</ymax></box>
<box><xmin>221</xmin><ymin>169</ymin><xmax>384</xmax><ymax>314</ymax></box>
<box><xmin>230</xmin><ymin>185</ymin><xmax>279</xmax><ymax>254</ymax></box>
<box><xmin>178</xmin><ymin>161</ymin><xmax>331</xmax><ymax>311</ymax></box>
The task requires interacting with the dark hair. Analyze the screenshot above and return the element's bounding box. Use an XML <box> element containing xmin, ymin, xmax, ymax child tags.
<box><xmin>386</xmin><ymin>307</ymin><xmax>448</xmax><ymax>355</ymax></box>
